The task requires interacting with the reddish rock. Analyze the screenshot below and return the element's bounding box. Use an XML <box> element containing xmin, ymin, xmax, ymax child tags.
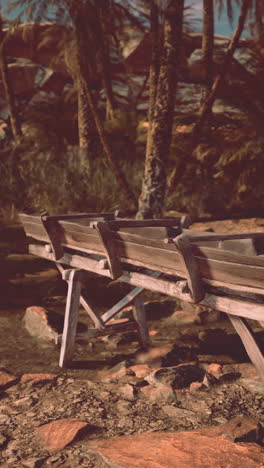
<box><xmin>189</xmin><ymin>381</ymin><xmax>206</xmax><ymax>393</ymax></box>
<box><xmin>0</xmin><ymin>369</ymin><xmax>18</xmax><ymax>388</ymax></box>
<box><xmin>37</xmin><ymin>418</ymin><xmax>88</xmax><ymax>451</ymax></box>
<box><xmin>207</xmin><ymin>363</ymin><xmax>223</xmax><ymax>377</ymax></box>
<box><xmin>140</xmin><ymin>384</ymin><xmax>176</xmax><ymax>403</ymax></box>
<box><xmin>21</xmin><ymin>373</ymin><xmax>57</xmax><ymax>385</ymax></box>
<box><xmin>89</xmin><ymin>431</ymin><xmax>264</xmax><ymax>468</ymax></box>
<box><xmin>201</xmin><ymin>416</ymin><xmax>261</xmax><ymax>443</ymax></box>
<box><xmin>129</xmin><ymin>365</ymin><xmax>152</xmax><ymax>378</ymax></box>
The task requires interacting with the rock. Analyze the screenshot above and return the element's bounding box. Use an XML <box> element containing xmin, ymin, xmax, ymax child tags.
<box><xmin>89</xmin><ymin>430</ymin><xmax>264</xmax><ymax>468</ymax></box>
<box><xmin>202</xmin><ymin>416</ymin><xmax>262</xmax><ymax>444</ymax></box>
<box><xmin>129</xmin><ymin>364</ymin><xmax>153</xmax><ymax>378</ymax></box>
<box><xmin>162</xmin><ymin>405</ymin><xmax>195</xmax><ymax>420</ymax></box>
<box><xmin>21</xmin><ymin>457</ymin><xmax>46</xmax><ymax>468</ymax></box>
<box><xmin>21</xmin><ymin>373</ymin><xmax>58</xmax><ymax>385</ymax></box>
<box><xmin>140</xmin><ymin>384</ymin><xmax>176</xmax><ymax>403</ymax></box>
<box><xmin>0</xmin><ymin>433</ymin><xmax>7</xmax><ymax>448</ymax></box>
<box><xmin>36</xmin><ymin>418</ymin><xmax>89</xmax><ymax>451</ymax></box>
<box><xmin>23</xmin><ymin>306</ymin><xmax>87</xmax><ymax>341</ymax></box>
<box><xmin>161</xmin><ymin>344</ymin><xmax>198</xmax><ymax>367</ymax></box>
<box><xmin>207</xmin><ymin>363</ymin><xmax>223</xmax><ymax>377</ymax></box>
<box><xmin>0</xmin><ymin>369</ymin><xmax>18</xmax><ymax>389</ymax></box>
<box><xmin>118</xmin><ymin>384</ymin><xmax>137</xmax><ymax>401</ymax></box>
<box><xmin>189</xmin><ymin>381</ymin><xmax>207</xmax><ymax>393</ymax></box>
<box><xmin>23</xmin><ymin>306</ymin><xmax>61</xmax><ymax>341</ymax></box>
<box><xmin>145</xmin><ymin>364</ymin><xmax>205</xmax><ymax>389</ymax></box>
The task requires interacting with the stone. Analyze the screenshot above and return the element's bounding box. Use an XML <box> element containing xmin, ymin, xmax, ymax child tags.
<box><xmin>206</xmin><ymin>363</ymin><xmax>223</xmax><ymax>377</ymax></box>
<box><xmin>36</xmin><ymin>418</ymin><xmax>88</xmax><ymax>451</ymax></box>
<box><xmin>0</xmin><ymin>433</ymin><xmax>7</xmax><ymax>449</ymax></box>
<box><xmin>140</xmin><ymin>384</ymin><xmax>176</xmax><ymax>403</ymax></box>
<box><xmin>202</xmin><ymin>416</ymin><xmax>262</xmax><ymax>444</ymax></box>
<box><xmin>21</xmin><ymin>374</ymin><xmax>58</xmax><ymax>385</ymax></box>
<box><xmin>162</xmin><ymin>405</ymin><xmax>196</xmax><ymax>420</ymax></box>
<box><xmin>89</xmin><ymin>430</ymin><xmax>264</xmax><ymax>468</ymax></box>
<box><xmin>145</xmin><ymin>364</ymin><xmax>205</xmax><ymax>389</ymax></box>
<box><xmin>21</xmin><ymin>458</ymin><xmax>46</xmax><ymax>468</ymax></box>
<box><xmin>189</xmin><ymin>381</ymin><xmax>207</xmax><ymax>393</ymax></box>
<box><xmin>129</xmin><ymin>364</ymin><xmax>152</xmax><ymax>378</ymax></box>
<box><xmin>118</xmin><ymin>384</ymin><xmax>137</xmax><ymax>401</ymax></box>
<box><xmin>0</xmin><ymin>369</ymin><xmax>18</xmax><ymax>389</ymax></box>
<box><xmin>23</xmin><ymin>306</ymin><xmax>61</xmax><ymax>341</ymax></box>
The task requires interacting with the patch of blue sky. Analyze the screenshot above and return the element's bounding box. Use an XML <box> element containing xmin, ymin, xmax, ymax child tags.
<box><xmin>186</xmin><ymin>0</ymin><xmax>248</xmax><ymax>37</ymax></box>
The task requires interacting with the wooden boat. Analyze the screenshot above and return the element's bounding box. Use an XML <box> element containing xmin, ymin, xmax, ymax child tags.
<box><xmin>19</xmin><ymin>212</ymin><xmax>264</xmax><ymax>381</ymax></box>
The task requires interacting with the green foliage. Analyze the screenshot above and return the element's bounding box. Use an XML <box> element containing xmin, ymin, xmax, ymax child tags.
<box><xmin>0</xmin><ymin>118</ymin><xmax>144</xmax><ymax>221</ymax></box>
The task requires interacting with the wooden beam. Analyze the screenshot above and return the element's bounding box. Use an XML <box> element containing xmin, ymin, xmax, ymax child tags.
<box><xmin>101</xmin><ymin>287</ymin><xmax>144</xmax><ymax>323</ymax></box>
<box><xmin>133</xmin><ymin>294</ymin><xmax>150</xmax><ymax>349</ymax></box>
<box><xmin>228</xmin><ymin>315</ymin><xmax>264</xmax><ymax>384</ymax></box>
<box><xmin>173</xmin><ymin>233</ymin><xmax>205</xmax><ymax>303</ymax></box>
<box><xmin>59</xmin><ymin>269</ymin><xmax>82</xmax><ymax>367</ymax></box>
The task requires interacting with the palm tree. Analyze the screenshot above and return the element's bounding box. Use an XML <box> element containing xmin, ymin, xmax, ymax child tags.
<box><xmin>137</xmin><ymin>0</ymin><xmax>185</xmax><ymax>219</ymax></box>
<box><xmin>7</xmin><ymin>0</ymin><xmax>137</xmax><ymax>207</ymax></box>
<box><xmin>0</xmin><ymin>15</ymin><xmax>22</xmax><ymax>140</ymax></box>
<box><xmin>193</xmin><ymin>0</ymin><xmax>251</xmax><ymax>141</ymax></box>
<box><xmin>200</xmin><ymin>0</ymin><xmax>214</xmax><ymax>106</ymax></box>
<box><xmin>167</xmin><ymin>0</ymin><xmax>251</xmax><ymax>192</ymax></box>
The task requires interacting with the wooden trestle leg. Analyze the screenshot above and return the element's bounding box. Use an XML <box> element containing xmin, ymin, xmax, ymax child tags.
<box><xmin>133</xmin><ymin>295</ymin><xmax>149</xmax><ymax>349</ymax></box>
<box><xmin>57</xmin><ymin>266</ymin><xmax>150</xmax><ymax>367</ymax></box>
<box><xmin>228</xmin><ymin>314</ymin><xmax>264</xmax><ymax>384</ymax></box>
<box><xmin>59</xmin><ymin>269</ymin><xmax>82</xmax><ymax>367</ymax></box>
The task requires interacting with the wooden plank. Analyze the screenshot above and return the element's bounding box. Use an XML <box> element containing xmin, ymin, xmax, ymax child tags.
<box><xmin>29</xmin><ymin>243</ymin><xmax>264</xmax><ymax>300</ymax></box>
<box><xmin>41</xmin><ymin>214</ymin><xmax>64</xmax><ymax>260</ymax></box>
<box><xmin>196</xmin><ymin>256</ymin><xmax>264</xmax><ymax>290</ymax></box>
<box><xmin>101</xmin><ymin>287</ymin><xmax>144</xmax><ymax>323</ymax></box>
<box><xmin>19</xmin><ymin>220</ymin><xmax>49</xmax><ymax>242</ymax></box>
<box><xmin>203</xmin><ymin>278</ymin><xmax>264</xmax><ymax>297</ymax></box>
<box><xmin>173</xmin><ymin>234</ymin><xmax>205</xmax><ymax>303</ymax></box>
<box><xmin>201</xmin><ymin>293</ymin><xmax>264</xmax><ymax>322</ymax></box>
<box><xmin>192</xmin><ymin>244</ymin><xmax>264</xmax><ymax>268</ymax></box>
<box><xmin>59</xmin><ymin>269</ymin><xmax>82</xmax><ymax>367</ymax></box>
<box><xmin>59</xmin><ymin>223</ymin><xmax>178</xmax><ymax>250</ymax></box>
<box><xmin>186</xmin><ymin>231</ymin><xmax>264</xmax><ymax>243</ymax></box>
<box><xmin>107</xmin><ymin>218</ymin><xmax>181</xmax><ymax>229</ymax></box>
<box><xmin>93</xmin><ymin>222</ymin><xmax>122</xmax><ymax>280</ymax></box>
<box><xmin>228</xmin><ymin>315</ymin><xmax>264</xmax><ymax>384</ymax></box>
<box><xmin>133</xmin><ymin>294</ymin><xmax>149</xmax><ymax>349</ymax></box>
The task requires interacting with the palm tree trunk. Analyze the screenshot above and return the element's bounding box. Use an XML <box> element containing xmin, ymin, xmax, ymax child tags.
<box><xmin>0</xmin><ymin>17</ymin><xmax>22</xmax><ymax>140</ymax></box>
<box><xmin>167</xmin><ymin>0</ymin><xmax>251</xmax><ymax>192</ymax></box>
<box><xmin>81</xmin><ymin>76</ymin><xmax>137</xmax><ymax>208</ymax></box>
<box><xmin>137</xmin><ymin>0</ymin><xmax>184</xmax><ymax>219</ymax></box>
<box><xmin>145</xmin><ymin>0</ymin><xmax>160</xmax><ymax>162</ymax></box>
<box><xmin>255</xmin><ymin>0</ymin><xmax>263</xmax><ymax>39</ymax></box>
<box><xmin>77</xmin><ymin>78</ymin><xmax>102</xmax><ymax>164</ymax></box>
<box><xmin>200</xmin><ymin>0</ymin><xmax>214</xmax><ymax>106</ymax></box>
<box><xmin>193</xmin><ymin>0</ymin><xmax>251</xmax><ymax>141</ymax></box>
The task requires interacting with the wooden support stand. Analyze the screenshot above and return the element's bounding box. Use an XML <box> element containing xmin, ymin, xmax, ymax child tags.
<box><xmin>57</xmin><ymin>266</ymin><xmax>149</xmax><ymax>367</ymax></box>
